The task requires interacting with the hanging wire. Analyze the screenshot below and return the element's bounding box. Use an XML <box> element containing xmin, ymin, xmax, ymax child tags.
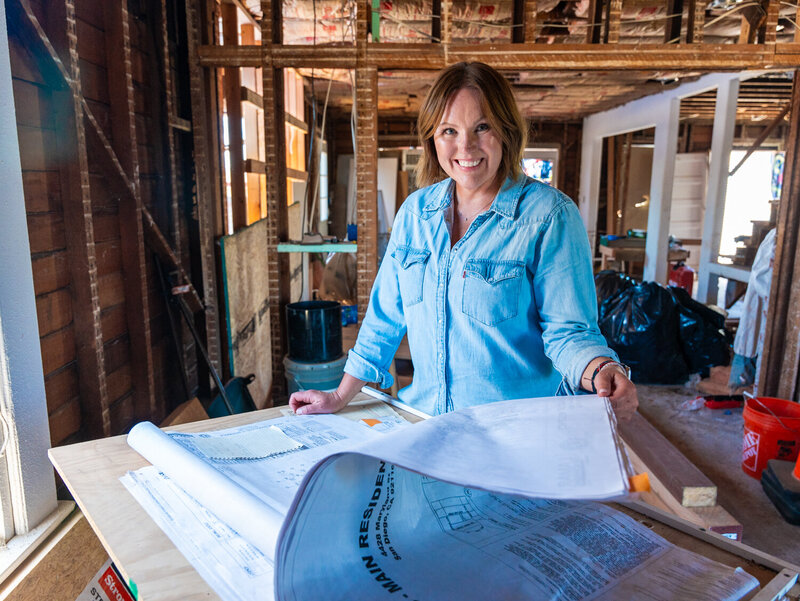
<box><xmin>0</xmin><ymin>411</ymin><xmax>10</xmax><ymax>458</ymax></box>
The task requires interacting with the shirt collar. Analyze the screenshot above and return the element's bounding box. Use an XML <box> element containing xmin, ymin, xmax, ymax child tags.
<box><xmin>420</xmin><ymin>174</ymin><xmax>526</xmax><ymax>221</ymax></box>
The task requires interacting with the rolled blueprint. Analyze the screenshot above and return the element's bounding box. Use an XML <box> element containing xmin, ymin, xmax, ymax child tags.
<box><xmin>127</xmin><ymin>421</ymin><xmax>283</xmax><ymax>561</ymax></box>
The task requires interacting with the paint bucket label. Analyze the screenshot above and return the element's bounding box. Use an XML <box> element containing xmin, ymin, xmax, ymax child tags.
<box><xmin>742</xmin><ymin>429</ymin><xmax>760</xmax><ymax>473</ymax></box>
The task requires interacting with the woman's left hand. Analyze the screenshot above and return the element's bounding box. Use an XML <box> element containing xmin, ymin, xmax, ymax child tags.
<box><xmin>594</xmin><ymin>366</ymin><xmax>638</xmax><ymax>421</ymax></box>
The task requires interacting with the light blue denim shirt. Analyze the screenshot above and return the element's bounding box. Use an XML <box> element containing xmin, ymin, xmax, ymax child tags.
<box><xmin>344</xmin><ymin>174</ymin><xmax>617</xmax><ymax>415</ymax></box>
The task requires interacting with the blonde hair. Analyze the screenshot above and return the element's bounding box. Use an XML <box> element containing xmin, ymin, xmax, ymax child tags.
<box><xmin>416</xmin><ymin>62</ymin><xmax>528</xmax><ymax>188</ymax></box>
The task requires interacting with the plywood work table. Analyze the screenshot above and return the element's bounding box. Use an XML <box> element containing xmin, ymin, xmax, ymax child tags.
<box><xmin>599</xmin><ymin>244</ymin><xmax>690</xmax><ymax>273</ymax></box>
<box><xmin>49</xmin><ymin>400</ymin><xmax>799</xmax><ymax>601</ymax></box>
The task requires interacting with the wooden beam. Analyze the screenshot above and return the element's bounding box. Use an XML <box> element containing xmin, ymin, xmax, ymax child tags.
<box><xmin>605</xmin><ymin>137</ymin><xmax>616</xmax><ymax>236</ymax></box>
<box><xmin>729</xmin><ymin>103</ymin><xmax>791</xmax><ymax>176</ymax></box>
<box><xmin>261</xmin><ymin>0</ymin><xmax>289</xmax><ymax>401</ymax></box>
<box><xmin>169</xmin><ymin>116</ymin><xmax>192</xmax><ymax>132</ymax></box>
<box><xmin>686</xmin><ymin>0</ymin><xmax>705</xmax><ymax>43</ymax></box>
<box><xmin>664</xmin><ymin>0</ymin><xmax>684</xmax><ymax>43</ymax></box>
<box><xmin>197</xmin><ymin>42</ymin><xmax>792</xmax><ymax>71</ymax></box>
<box><xmin>585</xmin><ymin>0</ymin><xmax>604</xmax><ymax>43</ymax></box>
<box><xmin>285</xmin><ymin>112</ymin><xmax>309</xmax><ymax>133</ymax></box>
<box><xmin>605</xmin><ymin>0</ymin><xmax>622</xmax><ymax>44</ymax></box>
<box><xmin>431</xmin><ymin>0</ymin><xmax>441</xmax><ymax>42</ymax></box>
<box><xmin>759</xmin><ymin>71</ymin><xmax>800</xmax><ymax>401</ymax></box>
<box><xmin>696</xmin><ymin>78</ymin><xmax>740</xmax><ymax>302</ymax></box>
<box><xmin>186</xmin><ymin>0</ymin><xmax>223</xmax><ymax>377</ymax></box>
<box><xmin>523</xmin><ymin>0</ymin><xmax>537</xmax><ymax>43</ymax></box>
<box><xmin>241</xmin><ymin>85</ymin><xmax>263</xmax><ymax>108</ymax></box>
<box><xmin>103</xmin><ymin>0</ymin><xmax>157</xmax><ymax>424</ymax></box>
<box><xmin>762</xmin><ymin>0</ymin><xmax>779</xmax><ymax>44</ymax></box>
<box><xmin>223</xmin><ymin>3</ymin><xmax>247</xmax><ymax>231</ymax></box>
<box><xmin>141</xmin><ymin>207</ymin><xmax>205</xmax><ymax>314</ymax></box>
<box><xmin>619</xmin><ymin>132</ymin><xmax>632</xmax><ymax>235</ymax></box>
<box><xmin>619</xmin><ymin>413</ymin><xmax>718</xmax><ymax>507</ymax></box>
<box><xmin>355</xmin><ymin>67</ymin><xmax>379</xmax><ymax>325</ymax></box>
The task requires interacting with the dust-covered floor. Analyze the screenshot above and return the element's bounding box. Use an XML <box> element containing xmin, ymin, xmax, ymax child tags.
<box><xmin>636</xmin><ymin>382</ymin><xmax>800</xmax><ymax>566</ymax></box>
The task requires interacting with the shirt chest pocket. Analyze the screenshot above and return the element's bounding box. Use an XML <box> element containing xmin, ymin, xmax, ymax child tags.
<box><xmin>391</xmin><ymin>246</ymin><xmax>430</xmax><ymax>307</ymax></box>
<box><xmin>462</xmin><ymin>259</ymin><xmax>525</xmax><ymax>326</ymax></box>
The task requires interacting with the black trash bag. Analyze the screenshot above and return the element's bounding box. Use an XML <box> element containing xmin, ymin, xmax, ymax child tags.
<box><xmin>597</xmin><ymin>281</ymin><xmax>690</xmax><ymax>384</ymax></box>
<box><xmin>668</xmin><ymin>286</ymin><xmax>732</xmax><ymax>378</ymax></box>
<box><xmin>594</xmin><ymin>270</ymin><xmax>636</xmax><ymax>304</ymax></box>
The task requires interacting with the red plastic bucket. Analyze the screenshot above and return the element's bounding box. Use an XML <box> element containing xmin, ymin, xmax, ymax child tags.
<box><xmin>741</xmin><ymin>396</ymin><xmax>800</xmax><ymax>478</ymax></box>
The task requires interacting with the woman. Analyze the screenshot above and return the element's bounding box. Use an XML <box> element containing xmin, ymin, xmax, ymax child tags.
<box><xmin>290</xmin><ymin>62</ymin><xmax>638</xmax><ymax>420</ymax></box>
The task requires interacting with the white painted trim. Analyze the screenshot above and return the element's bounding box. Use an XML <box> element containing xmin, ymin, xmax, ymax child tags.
<box><xmin>0</xmin><ymin>501</ymin><xmax>74</xmax><ymax>585</ymax></box>
<box><xmin>705</xmin><ymin>262</ymin><xmax>752</xmax><ymax>283</ymax></box>
<box><xmin>0</xmin><ymin>0</ymin><xmax>58</xmax><ymax>538</ymax></box>
<box><xmin>580</xmin><ymin>71</ymin><xmax>763</xmax><ymax>282</ymax></box>
<box><xmin>696</xmin><ymin>77</ymin><xmax>741</xmax><ymax>303</ymax></box>
<box><xmin>643</xmin><ymin>98</ymin><xmax>680</xmax><ymax>283</ymax></box>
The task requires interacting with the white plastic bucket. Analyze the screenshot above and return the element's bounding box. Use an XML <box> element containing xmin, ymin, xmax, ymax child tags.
<box><xmin>283</xmin><ymin>354</ymin><xmax>347</xmax><ymax>395</ymax></box>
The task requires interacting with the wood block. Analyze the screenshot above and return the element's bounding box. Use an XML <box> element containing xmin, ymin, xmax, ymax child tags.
<box><xmin>626</xmin><ymin>444</ymin><xmax>743</xmax><ymax>540</ymax></box>
<box><xmin>161</xmin><ymin>398</ymin><xmax>210</xmax><ymax>427</ymax></box>
<box><xmin>0</xmin><ymin>510</ymin><xmax>108</xmax><ymax>601</ymax></box>
<box><xmin>619</xmin><ymin>412</ymin><xmax>718</xmax><ymax>507</ymax></box>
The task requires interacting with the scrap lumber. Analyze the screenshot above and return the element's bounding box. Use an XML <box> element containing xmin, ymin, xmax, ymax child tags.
<box><xmin>625</xmin><ymin>444</ymin><xmax>743</xmax><ymax>541</ymax></box>
<box><xmin>619</xmin><ymin>412</ymin><xmax>718</xmax><ymax>507</ymax></box>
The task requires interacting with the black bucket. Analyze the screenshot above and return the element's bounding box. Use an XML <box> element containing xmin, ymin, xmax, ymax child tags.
<box><xmin>286</xmin><ymin>301</ymin><xmax>343</xmax><ymax>362</ymax></box>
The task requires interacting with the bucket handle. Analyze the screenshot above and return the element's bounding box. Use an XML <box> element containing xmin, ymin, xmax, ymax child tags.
<box><xmin>748</xmin><ymin>396</ymin><xmax>800</xmax><ymax>434</ymax></box>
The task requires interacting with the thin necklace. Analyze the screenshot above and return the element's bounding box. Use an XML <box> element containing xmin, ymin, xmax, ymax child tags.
<box><xmin>456</xmin><ymin>199</ymin><xmax>493</xmax><ymax>223</ymax></box>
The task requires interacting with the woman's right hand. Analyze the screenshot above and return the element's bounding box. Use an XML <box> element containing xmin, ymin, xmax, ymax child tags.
<box><xmin>289</xmin><ymin>389</ymin><xmax>350</xmax><ymax>415</ymax></box>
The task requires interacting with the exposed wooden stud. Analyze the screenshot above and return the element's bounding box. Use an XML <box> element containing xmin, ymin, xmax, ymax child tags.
<box><xmin>762</xmin><ymin>0</ymin><xmax>779</xmax><ymax>44</ymax></box>
<box><xmin>619</xmin><ymin>131</ymin><xmax>632</xmax><ymax>234</ymax></box>
<box><xmin>523</xmin><ymin>0</ymin><xmax>538</xmax><ymax>43</ymax></box>
<box><xmin>141</xmin><ymin>207</ymin><xmax>205</xmax><ymax>314</ymax></box>
<box><xmin>431</xmin><ymin>0</ymin><xmax>441</xmax><ymax>41</ymax></box>
<box><xmin>223</xmin><ymin>3</ymin><xmax>247</xmax><ymax>230</ymax></box>
<box><xmin>796</xmin><ymin>2</ymin><xmax>800</xmax><ymax>42</ymax></box>
<box><xmin>227</xmin><ymin>0</ymin><xmax>260</xmax><ymax>27</ymax></box>
<box><xmin>686</xmin><ymin>0</ymin><xmax>705</xmax><ymax>43</ymax></box>
<box><xmin>605</xmin><ymin>137</ymin><xmax>616</xmax><ymax>235</ymax></box>
<box><xmin>285</xmin><ymin>112</ymin><xmax>309</xmax><ymax>132</ymax></box>
<box><xmin>169</xmin><ymin>117</ymin><xmax>192</xmax><ymax>132</ymax></box>
<box><xmin>261</xmin><ymin>0</ymin><xmax>289</xmax><ymax>400</ymax></box>
<box><xmin>186</xmin><ymin>0</ymin><xmax>223</xmax><ymax>376</ymax></box>
<box><xmin>605</xmin><ymin>0</ymin><xmax>622</xmax><ymax>44</ymax></box>
<box><xmin>286</xmin><ymin>167</ymin><xmax>309</xmax><ymax>181</ymax></box>
<box><xmin>19</xmin><ymin>0</ymin><xmax>111</xmax><ymax>438</ymax></box>
<box><xmin>664</xmin><ymin>0</ymin><xmax>684</xmax><ymax>43</ymax></box>
<box><xmin>585</xmin><ymin>0</ymin><xmax>603</xmax><ymax>44</ymax></box>
<box><xmin>241</xmin><ymin>85</ymin><xmax>263</xmax><ymax>107</ymax></box>
<box><xmin>355</xmin><ymin>68</ymin><xmax>379</xmax><ymax>324</ymax></box>
<box><xmin>759</xmin><ymin>71</ymin><xmax>800</xmax><ymax>401</ymax></box>
<box><xmin>103</xmin><ymin>0</ymin><xmax>157</xmax><ymax>423</ymax></box>
<box><xmin>441</xmin><ymin>0</ymin><xmax>451</xmax><ymax>59</ymax></box>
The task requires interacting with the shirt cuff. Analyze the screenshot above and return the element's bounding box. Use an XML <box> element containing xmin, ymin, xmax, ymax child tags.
<box><xmin>344</xmin><ymin>349</ymin><xmax>395</xmax><ymax>389</ymax></box>
<box><xmin>566</xmin><ymin>346</ymin><xmax>619</xmax><ymax>393</ymax></box>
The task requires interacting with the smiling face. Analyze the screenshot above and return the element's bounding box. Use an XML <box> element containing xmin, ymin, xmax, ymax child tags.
<box><xmin>433</xmin><ymin>87</ymin><xmax>504</xmax><ymax>203</ymax></box>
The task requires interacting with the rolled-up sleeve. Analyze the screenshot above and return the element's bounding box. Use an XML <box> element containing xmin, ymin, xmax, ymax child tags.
<box><xmin>343</xmin><ymin>233</ymin><xmax>408</xmax><ymax>389</ymax></box>
<box><xmin>533</xmin><ymin>198</ymin><xmax>618</xmax><ymax>390</ymax></box>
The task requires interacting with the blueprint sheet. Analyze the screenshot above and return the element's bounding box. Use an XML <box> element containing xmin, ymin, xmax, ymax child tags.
<box><xmin>123</xmin><ymin>396</ymin><xmax>760</xmax><ymax>601</ymax></box>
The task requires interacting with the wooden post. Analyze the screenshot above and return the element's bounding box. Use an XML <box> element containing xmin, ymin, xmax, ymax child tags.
<box><xmin>762</xmin><ymin>0</ymin><xmax>779</xmax><ymax>44</ymax></box>
<box><xmin>759</xmin><ymin>72</ymin><xmax>800</xmax><ymax>401</ymax></box>
<box><xmin>441</xmin><ymin>0</ymin><xmax>451</xmax><ymax>59</ymax></box>
<box><xmin>696</xmin><ymin>78</ymin><xmax>740</xmax><ymax>302</ymax></box>
<box><xmin>605</xmin><ymin>0</ymin><xmax>622</xmax><ymax>43</ymax></box>
<box><xmin>185</xmin><ymin>0</ymin><xmax>223</xmax><ymax>378</ymax></box>
<box><xmin>262</xmin><ymin>0</ymin><xmax>290</xmax><ymax>400</ymax></box>
<box><xmin>686</xmin><ymin>0</ymin><xmax>705</xmax><ymax>43</ymax></box>
<box><xmin>664</xmin><ymin>0</ymin><xmax>684</xmax><ymax>43</ymax></box>
<box><xmin>619</xmin><ymin>132</ymin><xmax>633</xmax><ymax>234</ymax></box>
<box><xmin>643</xmin><ymin>97</ymin><xmax>680</xmax><ymax>283</ymax></box>
<box><xmin>606</xmin><ymin>136</ymin><xmax>616</xmax><ymax>236</ymax></box>
<box><xmin>103</xmin><ymin>0</ymin><xmax>157</xmax><ymax>422</ymax></box>
<box><xmin>523</xmin><ymin>0</ymin><xmax>538</xmax><ymax>43</ymax></box>
<box><xmin>585</xmin><ymin>0</ymin><xmax>603</xmax><ymax>44</ymax></box>
<box><xmin>223</xmin><ymin>3</ymin><xmax>247</xmax><ymax>230</ymax></box>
